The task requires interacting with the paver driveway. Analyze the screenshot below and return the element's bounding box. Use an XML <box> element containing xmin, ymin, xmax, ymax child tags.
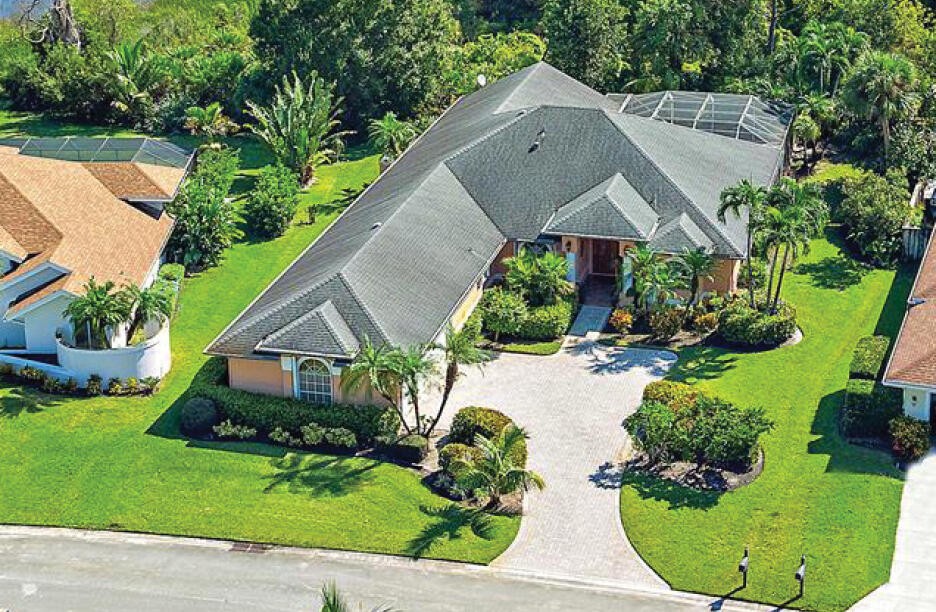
<box><xmin>432</xmin><ymin>340</ymin><xmax>677</xmax><ymax>588</ymax></box>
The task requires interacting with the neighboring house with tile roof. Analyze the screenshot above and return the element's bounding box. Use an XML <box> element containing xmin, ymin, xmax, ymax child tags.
<box><xmin>0</xmin><ymin>137</ymin><xmax>191</xmax><ymax>383</ymax></box>
<box><xmin>884</xmin><ymin>228</ymin><xmax>936</xmax><ymax>421</ymax></box>
<box><xmin>206</xmin><ymin>62</ymin><xmax>792</xmax><ymax>405</ymax></box>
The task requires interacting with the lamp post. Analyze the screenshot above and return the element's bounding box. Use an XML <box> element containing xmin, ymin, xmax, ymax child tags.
<box><xmin>738</xmin><ymin>547</ymin><xmax>750</xmax><ymax>589</ymax></box>
<box><xmin>795</xmin><ymin>554</ymin><xmax>806</xmax><ymax>598</ymax></box>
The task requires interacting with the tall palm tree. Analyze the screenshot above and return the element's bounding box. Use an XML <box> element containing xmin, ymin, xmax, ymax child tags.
<box><xmin>798</xmin><ymin>21</ymin><xmax>834</xmax><ymax>93</ymax></box>
<box><xmin>842</xmin><ymin>51</ymin><xmax>920</xmax><ymax>163</ymax></box>
<box><xmin>247</xmin><ymin>71</ymin><xmax>351</xmax><ymax>186</ymax></box>
<box><xmin>767</xmin><ymin>181</ymin><xmax>826</xmax><ymax>311</ymax></box>
<box><xmin>122</xmin><ymin>283</ymin><xmax>173</xmax><ymax>343</ymax></box>
<box><xmin>425</xmin><ymin>325</ymin><xmax>489</xmax><ymax>437</ymax></box>
<box><xmin>184</xmin><ymin>102</ymin><xmax>238</xmax><ymax>144</ymax></box>
<box><xmin>63</xmin><ymin>278</ymin><xmax>132</xmax><ymax>349</ymax></box>
<box><xmin>677</xmin><ymin>248</ymin><xmax>715</xmax><ymax>318</ymax></box>
<box><xmin>792</xmin><ymin>113</ymin><xmax>821</xmax><ymax>167</ymax></box>
<box><xmin>341</xmin><ymin>339</ymin><xmax>411</xmax><ymax>435</ymax></box>
<box><xmin>367</xmin><ymin>112</ymin><xmax>418</xmax><ymax>159</ymax></box>
<box><xmin>503</xmin><ymin>249</ymin><xmax>569</xmax><ymax>306</ymax></box>
<box><xmin>452</xmin><ymin>426</ymin><xmax>545</xmax><ymax>510</ymax></box>
<box><xmin>719</xmin><ymin>180</ymin><xmax>768</xmax><ymax>308</ymax></box>
<box><xmin>391</xmin><ymin>345</ymin><xmax>437</xmax><ymax>436</ymax></box>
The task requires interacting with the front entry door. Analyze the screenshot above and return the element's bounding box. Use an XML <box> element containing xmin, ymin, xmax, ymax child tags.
<box><xmin>591</xmin><ymin>240</ymin><xmax>618</xmax><ymax>275</ymax></box>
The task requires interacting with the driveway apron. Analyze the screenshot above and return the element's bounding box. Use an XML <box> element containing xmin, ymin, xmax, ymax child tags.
<box><xmin>432</xmin><ymin>340</ymin><xmax>677</xmax><ymax>588</ymax></box>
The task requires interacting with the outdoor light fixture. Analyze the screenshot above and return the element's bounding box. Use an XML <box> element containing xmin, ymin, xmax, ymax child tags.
<box><xmin>738</xmin><ymin>547</ymin><xmax>750</xmax><ymax>589</ymax></box>
<box><xmin>795</xmin><ymin>554</ymin><xmax>806</xmax><ymax>598</ymax></box>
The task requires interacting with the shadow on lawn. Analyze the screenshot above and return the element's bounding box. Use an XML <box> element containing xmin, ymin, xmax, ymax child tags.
<box><xmin>665</xmin><ymin>346</ymin><xmax>738</xmax><ymax>384</ymax></box>
<box><xmin>619</xmin><ymin>470</ymin><xmax>722</xmax><ymax>510</ymax></box>
<box><xmin>795</xmin><ymin>255</ymin><xmax>869</xmax><ymax>291</ymax></box>
<box><xmin>0</xmin><ymin>385</ymin><xmax>63</xmax><ymax>418</ymax></box>
<box><xmin>263</xmin><ymin>452</ymin><xmax>379</xmax><ymax>498</ymax></box>
<box><xmin>405</xmin><ymin>504</ymin><xmax>495</xmax><ymax>559</ymax></box>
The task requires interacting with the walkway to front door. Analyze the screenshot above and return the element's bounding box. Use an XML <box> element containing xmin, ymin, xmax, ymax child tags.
<box><xmin>581</xmin><ymin>274</ymin><xmax>616</xmax><ymax>307</ymax></box>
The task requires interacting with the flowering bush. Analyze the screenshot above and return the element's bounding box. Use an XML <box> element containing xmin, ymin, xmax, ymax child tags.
<box><xmin>609</xmin><ymin>308</ymin><xmax>634</xmax><ymax>334</ymax></box>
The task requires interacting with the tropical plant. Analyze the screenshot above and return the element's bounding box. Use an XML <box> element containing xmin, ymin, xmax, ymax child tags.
<box><xmin>243</xmin><ymin>163</ymin><xmax>300</xmax><ymax>238</ymax></box>
<box><xmin>246</xmin><ymin>71</ymin><xmax>351</xmax><ymax>185</ymax></box>
<box><xmin>319</xmin><ymin>581</ymin><xmax>396</xmax><ymax>612</ymax></box>
<box><xmin>368</xmin><ymin>111</ymin><xmax>418</xmax><ymax>159</ymax></box>
<box><xmin>479</xmin><ymin>287</ymin><xmax>528</xmax><ymax>341</ymax></box>
<box><xmin>107</xmin><ymin>38</ymin><xmax>163</xmax><ymax>122</ymax></box>
<box><xmin>390</xmin><ymin>344</ymin><xmax>438</xmax><ymax>436</ymax></box>
<box><xmin>503</xmin><ymin>248</ymin><xmax>570</xmax><ymax>306</ymax></box>
<box><xmin>451</xmin><ymin>425</ymin><xmax>545</xmax><ymax>510</ymax></box>
<box><xmin>792</xmin><ymin>113</ymin><xmax>821</xmax><ymax>167</ymax></box>
<box><xmin>719</xmin><ymin>180</ymin><xmax>769</xmax><ymax>309</ymax></box>
<box><xmin>63</xmin><ymin>277</ymin><xmax>132</xmax><ymax>349</ymax></box>
<box><xmin>425</xmin><ymin>325</ymin><xmax>490</xmax><ymax>437</ymax></box>
<box><xmin>184</xmin><ymin>102</ymin><xmax>238</xmax><ymax>143</ymax></box>
<box><xmin>842</xmin><ymin>51</ymin><xmax>920</xmax><ymax>162</ymax></box>
<box><xmin>341</xmin><ymin>339</ymin><xmax>411</xmax><ymax>435</ymax></box>
<box><xmin>676</xmin><ymin>248</ymin><xmax>715</xmax><ymax>311</ymax></box>
<box><xmin>122</xmin><ymin>282</ymin><xmax>173</xmax><ymax>342</ymax></box>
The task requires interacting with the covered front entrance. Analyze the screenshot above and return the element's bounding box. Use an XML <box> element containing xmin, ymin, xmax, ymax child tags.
<box><xmin>590</xmin><ymin>239</ymin><xmax>619</xmax><ymax>275</ymax></box>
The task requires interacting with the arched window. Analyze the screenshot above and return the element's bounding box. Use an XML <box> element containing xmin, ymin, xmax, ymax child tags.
<box><xmin>297</xmin><ymin>359</ymin><xmax>332</xmax><ymax>404</ymax></box>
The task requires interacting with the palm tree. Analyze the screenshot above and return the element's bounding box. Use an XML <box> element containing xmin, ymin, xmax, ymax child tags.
<box><xmin>390</xmin><ymin>344</ymin><xmax>437</xmax><ymax>436</ymax></box>
<box><xmin>842</xmin><ymin>51</ymin><xmax>920</xmax><ymax>163</ymax></box>
<box><xmin>503</xmin><ymin>249</ymin><xmax>569</xmax><ymax>306</ymax></box>
<box><xmin>108</xmin><ymin>38</ymin><xmax>163</xmax><ymax>120</ymax></box>
<box><xmin>627</xmin><ymin>244</ymin><xmax>659</xmax><ymax>316</ymax></box>
<box><xmin>247</xmin><ymin>71</ymin><xmax>352</xmax><ymax>186</ymax></box>
<box><xmin>718</xmin><ymin>180</ymin><xmax>768</xmax><ymax>308</ymax></box>
<box><xmin>792</xmin><ymin>113</ymin><xmax>821</xmax><ymax>167</ymax></box>
<box><xmin>425</xmin><ymin>325</ymin><xmax>489</xmax><ymax>437</ymax></box>
<box><xmin>643</xmin><ymin>261</ymin><xmax>686</xmax><ymax>313</ymax></box>
<box><xmin>767</xmin><ymin>181</ymin><xmax>826</xmax><ymax>311</ymax></box>
<box><xmin>677</xmin><ymin>248</ymin><xmax>715</xmax><ymax>318</ymax></box>
<box><xmin>63</xmin><ymin>278</ymin><xmax>132</xmax><ymax>349</ymax></box>
<box><xmin>452</xmin><ymin>426</ymin><xmax>545</xmax><ymax>510</ymax></box>
<box><xmin>798</xmin><ymin>21</ymin><xmax>834</xmax><ymax>93</ymax></box>
<box><xmin>184</xmin><ymin>102</ymin><xmax>238</xmax><ymax>144</ymax></box>
<box><xmin>368</xmin><ymin>112</ymin><xmax>417</xmax><ymax>159</ymax></box>
<box><xmin>341</xmin><ymin>339</ymin><xmax>411</xmax><ymax>435</ymax></box>
<box><xmin>319</xmin><ymin>582</ymin><xmax>395</xmax><ymax>612</ymax></box>
<box><xmin>122</xmin><ymin>283</ymin><xmax>173</xmax><ymax>343</ymax></box>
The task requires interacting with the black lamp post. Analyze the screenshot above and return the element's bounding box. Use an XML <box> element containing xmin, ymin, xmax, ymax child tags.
<box><xmin>738</xmin><ymin>547</ymin><xmax>749</xmax><ymax>589</ymax></box>
<box><xmin>795</xmin><ymin>554</ymin><xmax>806</xmax><ymax>598</ymax></box>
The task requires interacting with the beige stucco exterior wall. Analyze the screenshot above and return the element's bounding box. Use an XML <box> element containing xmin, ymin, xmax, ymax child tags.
<box><xmin>490</xmin><ymin>241</ymin><xmax>515</xmax><ymax>276</ymax></box>
<box><xmin>229</xmin><ymin>357</ymin><xmax>290</xmax><ymax>397</ymax></box>
<box><xmin>450</xmin><ymin>277</ymin><xmax>484</xmax><ymax>331</ymax></box>
<box><xmin>700</xmin><ymin>257</ymin><xmax>740</xmax><ymax>295</ymax></box>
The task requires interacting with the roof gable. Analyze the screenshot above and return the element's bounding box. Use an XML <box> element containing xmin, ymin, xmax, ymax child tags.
<box><xmin>544</xmin><ymin>173</ymin><xmax>658</xmax><ymax>240</ymax></box>
<box><xmin>258</xmin><ymin>300</ymin><xmax>360</xmax><ymax>356</ymax></box>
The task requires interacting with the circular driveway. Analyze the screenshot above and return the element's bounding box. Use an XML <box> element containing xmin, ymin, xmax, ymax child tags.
<box><xmin>433</xmin><ymin>340</ymin><xmax>677</xmax><ymax>588</ymax></box>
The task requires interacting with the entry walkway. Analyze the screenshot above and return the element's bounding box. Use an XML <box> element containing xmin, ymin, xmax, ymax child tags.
<box><xmin>568</xmin><ymin>305</ymin><xmax>612</xmax><ymax>337</ymax></box>
<box><xmin>851</xmin><ymin>449</ymin><xmax>936</xmax><ymax>611</ymax></box>
<box><xmin>433</xmin><ymin>342</ymin><xmax>677</xmax><ymax>588</ymax></box>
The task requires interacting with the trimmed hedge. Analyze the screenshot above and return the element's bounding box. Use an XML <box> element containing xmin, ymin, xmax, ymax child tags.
<box><xmin>642</xmin><ymin>380</ymin><xmax>707</xmax><ymax>411</ymax></box>
<box><xmin>180</xmin><ymin>397</ymin><xmax>218</xmax><ymax>437</ymax></box>
<box><xmin>189</xmin><ymin>358</ymin><xmax>399</xmax><ymax>446</ymax></box>
<box><xmin>849</xmin><ymin>335</ymin><xmax>889</xmax><ymax>380</ymax></box>
<box><xmin>718</xmin><ymin>299</ymin><xmax>797</xmax><ymax>347</ymax></box>
<box><xmin>890</xmin><ymin>415</ymin><xmax>931</xmax><ymax>461</ymax></box>
<box><xmin>438</xmin><ymin>443</ymin><xmax>483</xmax><ymax>477</ymax></box>
<box><xmin>449</xmin><ymin>406</ymin><xmax>527</xmax><ymax>467</ymax></box>
<box><xmin>380</xmin><ymin>434</ymin><xmax>429</xmax><ymax>463</ymax></box>
<box><xmin>517</xmin><ymin>297</ymin><xmax>574</xmax><ymax>340</ymax></box>
<box><xmin>841</xmin><ymin>379</ymin><xmax>902</xmax><ymax>438</ymax></box>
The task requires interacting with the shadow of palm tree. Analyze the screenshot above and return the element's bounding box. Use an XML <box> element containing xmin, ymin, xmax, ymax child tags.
<box><xmin>619</xmin><ymin>469</ymin><xmax>721</xmax><ymax>510</ymax></box>
<box><xmin>795</xmin><ymin>255</ymin><xmax>869</xmax><ymax>291</ymax></box>
<box><xmin>665</xmin><ymin>346</ymin><xmax>738</xmax><ymax>384</ymax></box>
<box><xmin>263</xmin><ymin>453</ymin><xmax>379</xmax><ymax>498</ymax></box>
<box><xmin>589</xmin><ymin>461</ymin><xmax>625</xmax><ymax>489</ymax></box>
<box><xmin>0</xmin><ymin>385</ymin><xmax>63</xmax><ymax>418</ymax></box>
<box><xmin>405</xmin><ymin>504</ymin><xmax>495</xmax><ymax>559</ymax></box>
<box><xmin>566</xmin><ymin>342</ymin><xmax>677</xmax><ymax>377</ymax></box>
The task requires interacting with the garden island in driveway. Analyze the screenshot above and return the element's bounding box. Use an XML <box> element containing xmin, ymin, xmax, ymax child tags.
<box><xmin>205</xmin><ymin>62</ymin><xmax>792</xmax><ymax>404</ymax></box>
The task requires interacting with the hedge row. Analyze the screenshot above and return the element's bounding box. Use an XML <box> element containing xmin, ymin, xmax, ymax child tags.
<box><xmin>188</xmin><ymin>358</ymin><xmax>399</xmax><ymax>445</ymax></box>
<box><xmin>849</xmin><ymin>335</ymin><xmax>889</xmax><ymax>380</ymax></box>
<box><xmin>718</xmin><ymin>298</ymin><xmax>797</xmax><ymax>347</ymax></box>
<box><xmin>440</xmin><ymin>406</ymin><xmax>527</xmax><ymax>477</ymax></box>
<box><xmin>841</xmin><ymin>379</ymin><xmax>902</xmax><ymax>438</ymax></box>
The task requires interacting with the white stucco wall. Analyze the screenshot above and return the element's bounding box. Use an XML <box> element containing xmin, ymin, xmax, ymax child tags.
<box><xmin>23</xmin><ymin>294</ymin><xmax>72</xmax><ymax>354</ymax></box>
<box><xmin>902</xmin><ymin>387</ymin><xmax>934</xmax><ymax>421</ymax></box>
<box><xmin>0</xmin><ymin>265</ymin><xmax>68</xmax><ymax>349</ymax></box>
<box><xmin>56</xmin><ymin>324</ymin><xmax>171</xmax><ymax>385</ymax></box>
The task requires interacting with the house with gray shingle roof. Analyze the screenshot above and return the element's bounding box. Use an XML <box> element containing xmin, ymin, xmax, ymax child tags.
<box><xmin>206</xmin><ymin>62</ymin><xmax>791</xmax><ymax>405</ymax></box>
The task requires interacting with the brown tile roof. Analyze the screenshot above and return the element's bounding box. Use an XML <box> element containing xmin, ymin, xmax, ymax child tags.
<box><xmin>0</xmin><ymin>153</ymin><xmax>183</xmax><ymax>309</ymax></box>
<box><xmin>82</xmin><ymin>162</ymin><xmax>178</xmax><ymax>200</ymax></box>
<box><xmin>885</xmin><ymin>229</ymin><xmax>936</xmax><ymax>389</ymax></box>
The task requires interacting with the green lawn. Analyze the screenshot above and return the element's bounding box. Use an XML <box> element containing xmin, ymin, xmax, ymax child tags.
<box><xmin>620</xmin><ymin>234</ymin><xmax>915</xmax><ymax>611</ymax></box>
<box><xmin>0</xmin><ymin>114</ymin><xmax>518</xmax><ymax>562</ymax></box>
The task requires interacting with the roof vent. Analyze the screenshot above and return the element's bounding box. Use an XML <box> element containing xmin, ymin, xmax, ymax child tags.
<box><xmin>529</xmin><ymin>129</ymin><xmax>546</xmax><ymax>153</ymax></box>
<box><xmin>371</xmin><ymin>222</ymin><xmax>382</xmax><ymax>231</ymax></box>
<box><xmin>909</xmin><ymin>297</ymin><xmax>927</xmax><ymax>308</ymax></box>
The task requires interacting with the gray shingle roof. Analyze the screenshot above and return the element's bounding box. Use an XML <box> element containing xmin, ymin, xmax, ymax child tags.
<box><xmin>207</xmin><ymin>62</ymin><xmax>789</xmax><ymax>359</ymax></box>
<box><xmin>544</xmin><ymin>173</ymin><xmax>658</xmax><ymax>240</ymax></box>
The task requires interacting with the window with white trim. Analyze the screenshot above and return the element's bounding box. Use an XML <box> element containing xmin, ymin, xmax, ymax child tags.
<box><xmin>297</xmin><ymin>359</ymin><xmax>333</xmax><ymax>404</ymax></box>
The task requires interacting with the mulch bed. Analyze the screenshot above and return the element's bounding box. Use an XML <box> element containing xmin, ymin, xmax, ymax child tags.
<box><xmin>624</xmin><ymin>448</ymin><xmax>765</xmax><ymax>492</ymax></box>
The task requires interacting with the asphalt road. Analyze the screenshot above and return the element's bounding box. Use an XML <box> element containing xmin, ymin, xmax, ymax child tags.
<box><xmin>0</xmin><ymin>526</ymin><xmax>769</xmax><ymax>612</ymax></box>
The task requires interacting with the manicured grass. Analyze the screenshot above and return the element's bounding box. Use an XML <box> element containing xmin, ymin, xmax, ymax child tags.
<box><xmin>0</xmin><ymin>116</ymin><xmax>518</xmax><ymax>562</ymax></box>
<box><xmin>483</xmin><ymin>340</ymin><xmax>564</xmax><ymax>355</ymax></box>
<box><xmin>619</xmin><ymin>234</ymin><xmax>914</xmax><ymax>611</ymax></box>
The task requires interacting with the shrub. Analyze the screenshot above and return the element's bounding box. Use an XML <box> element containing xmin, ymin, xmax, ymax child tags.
<box><xmin>889</xmin><ymin>415</ymin><xmax>931</xmax><ymax>461</ymax></box>
<box><xmin>41</xmin><ymin>376</ymin><xmax>62</xmax><ymax>394</ymax></box>
<box><xmin>158</xmin><ymin>263</ymin><xmax>185</xmax><ymax>284</ymax></box>
<box><xmin>693</xmin><ymin>312</ymin><xmax>719</xmax><ymax>334</ymax></box>
<box><xmin>642</xmin><ymin>380</ymin><xmax>705</xmax><ymax>411</ymax></box>
<box><xmin>838</xmin><ymin>169</ymin><xmax>911</xmax><ymax>267</ymax></box>
<box><xmin>86</xmin><ymin>374</ymin><xmax>103</xmax><ymax>396</ymax></box>
<box><xmin>106</xmin><ymin>378</ymin><xmax>124</xmax><ymax>395</ymax></box>
<box><xmin>19</xmin><ymin>366</ymin><xmax>44</xmax><ymax>382</ymax></box>
<box><xmin>438</xmin><ymin>443</ymin><xmax>483</xmax><ymax>477</ymax></box>
<box><xmin>718</xmin><ymin>299</ymin><xmax>797</xmax><ymax>347</ymax></box>
<box><xmin>382</xmin><ymin>434</ymin><xmax>428</xmax><ymax>463</ymax></box>
<box><xmin>624</xmin><ymin>400</ymin><xmax>680</xmax><ymax>462</ymax></box>
<box><xmin>609</xmin><ymin>308</ymin><xmax>633</xmax><ymax>334</ymax></box>
<box><xmin>517</xmin><ymin>298</ymin><xmax>573</xmax><ymax>340</ymax></box>
<box><xmin>462</xmin><ymin>310</ymin><xmax>483</xmax><ymax>343</ymax></box>
<box><xmin>63</xmin><ymin>378</ymin><xmax>79</xmax><ymax>395</ymax></box>
<box><xmin>850</xmin><ymin>335</ymin><xmax>889</xmax><ymax>380</ymax></box>
<box><xmin>650</xmin><ymin>307</ymin><xmax>682</xmax><ymax>340</ymax></box>
<box><xmin>269</xmin><ymin>426</ymin><xmax>303</xmax><ymax>447</ymax></box>
<box><xmin>189</xmin><ymin>358</ymin><xmax>399</xmax><ymax>446</ymax></box>
<box><xmin>213</xmin><ymin>419</ymin><xmax>258</xmax><ymax>440</ymax></box>
<box><xmin>479</xmin><ymin>287</ymin><xmax>528</xmax><ymax>341</ymax></box>
<box><xmin>841</xmin><ymin>379</ymin><xmax>902</xmax><ymax>438</ymax></box>
<box><xmin>324</xmin><ymin>427</ymin><xmax>357</xmax><ymax>449</ymax></box>
<box><xmin>124</xmin><ymin>377</ymin><xmax>140</xmax><ymax>394</ymax></box>
<box><xmin>180</xmin><ymin>397</ymin><xmax>219</xmax><ymax>437</ymax></box>
<box><xmin>450</xmin><ymin>406</ymin><xmax>513</xmax><ymax>444</ymax></box>
<box><xmin>243</xmin><ymin>164</ymin><xmax>301</xmax><ymax>239</ymax></box>
<box><xmin>141</xmin><ymin>376</ymin><xmax>160</xmax><ymax>393</ymax></box>
<box><xmin>738</xmin><ymin>258</ymin><xmax>768</xmax><ymax>291</ymax></box>
<box><xmin>300</xmin><ymin>422</ymin><xmax>326</xmax><ymax>446</ymax></box>
<box><xmin>0</xmin><ymin>363</ymin><xmax>13</xmax><ymax>377</ymax></box>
